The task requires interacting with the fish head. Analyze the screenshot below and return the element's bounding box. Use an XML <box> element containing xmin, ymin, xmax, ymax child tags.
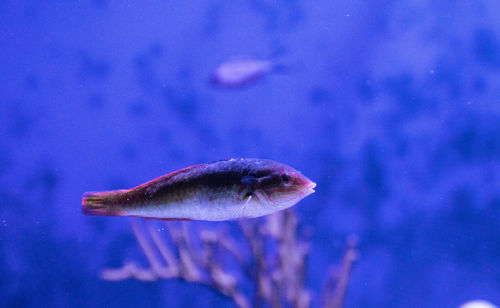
<box><xmin>239</xmin><ymin>160</ymin><xmax>316</xmax><ymax>217</ymax></box>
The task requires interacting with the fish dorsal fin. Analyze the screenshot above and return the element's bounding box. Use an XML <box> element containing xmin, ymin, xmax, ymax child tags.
<box><xmin>156</xmin><ymin>164</ymin><xmax>204</xmax><ymax>182</ymax></box>
<box><xmin>132</xmin><ymin>163</ymin><xmax>205</xmax><ymax>193</ymax></box>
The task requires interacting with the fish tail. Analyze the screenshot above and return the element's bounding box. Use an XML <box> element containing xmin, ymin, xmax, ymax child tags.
<box><xmin>81</xmin><ymin>191</ymin><xmax>125</xmax><ymax>216</ymax></box>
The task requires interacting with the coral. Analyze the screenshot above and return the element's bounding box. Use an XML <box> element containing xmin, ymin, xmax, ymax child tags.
<box><xmin>101</xmin><ymin>210</ymin><xmax>358</xmax><ymax>308</ymax></box>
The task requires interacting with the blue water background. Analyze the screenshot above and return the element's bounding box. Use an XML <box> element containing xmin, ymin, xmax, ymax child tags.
<box><xmin>1</xmin><ymin>1</ymin><xmax>499</xmax><ymax>307</ymax></box>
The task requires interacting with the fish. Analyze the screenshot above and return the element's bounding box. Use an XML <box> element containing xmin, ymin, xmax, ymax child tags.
<box><xmin>209</xmin><ymin>56</ymin><xmax>279</xmax><ymax>88</ymax></box>
<box><xmin>82</xmin><ymin>158</ymin><xmax>316</xmax><ymax>221</ymax></box>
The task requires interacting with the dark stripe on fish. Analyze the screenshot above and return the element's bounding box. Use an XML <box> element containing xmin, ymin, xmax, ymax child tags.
<box><xmin>122</xmin><ymin>159</ymin><xmax>270</xmax><ymax>208</ymax></box>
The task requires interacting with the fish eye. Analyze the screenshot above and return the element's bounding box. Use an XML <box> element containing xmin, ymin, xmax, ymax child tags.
<box><xmin>281</xmin><ymin>173</ymin><xmax>290</xmax><ymax>183</ymax></box>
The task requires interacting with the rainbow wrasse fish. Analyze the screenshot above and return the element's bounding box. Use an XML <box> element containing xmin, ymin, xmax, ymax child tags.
<box><xmin>82</xmin><ymin>158</ymin><xmax>316</xmax><ymax>221</ymax></box>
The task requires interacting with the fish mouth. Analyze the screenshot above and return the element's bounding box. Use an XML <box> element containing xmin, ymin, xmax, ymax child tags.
<box><xmin>302</xmin><ymin>181</ymin><xmax>316</xmax><ymax>195</ymax></box>
<box><xmin>307</xmin><ymin>181</ymin><xmax>317</xmax><ymax>191</ymax></box>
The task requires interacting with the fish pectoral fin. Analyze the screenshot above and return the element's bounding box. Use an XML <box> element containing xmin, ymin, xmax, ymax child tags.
<box><xmin>239</xmin><ymin>195</ymin><xmax>252</xmax><ymax>218</ymax></box>
<box><xmin>238</xmin><ymin>188</ymin><xmax>252</xmax><ymax>201</ymax></box>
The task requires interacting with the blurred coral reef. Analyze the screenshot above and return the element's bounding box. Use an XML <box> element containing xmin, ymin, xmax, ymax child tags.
<box><xmin>102</xmin><ymin>210</ymin><xmax>357</xmax><ymax>308</ymax></box>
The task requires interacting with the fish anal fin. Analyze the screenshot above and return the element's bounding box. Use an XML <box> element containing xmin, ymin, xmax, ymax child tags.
<box><xmin>142</xmin><ymin>217</ymin><xmax>192</xmax><ymax>221</ymax></box>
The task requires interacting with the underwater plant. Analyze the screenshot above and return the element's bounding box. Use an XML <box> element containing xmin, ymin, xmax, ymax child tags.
<box><xmin>101</xmin><ymin>210</ymin><xmax>357</xmax><ymax>308</ymax></box>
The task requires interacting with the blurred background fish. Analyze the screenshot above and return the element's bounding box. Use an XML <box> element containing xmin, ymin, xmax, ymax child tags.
<box><xmin>210</xmin><ymin>55</ymin><xmax>284</xmax><ymax>88</ymax></box>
